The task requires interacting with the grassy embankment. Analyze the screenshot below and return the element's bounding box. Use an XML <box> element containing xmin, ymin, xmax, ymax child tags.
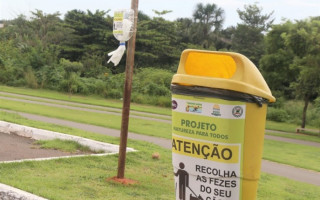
<box><xmin>2</xmin><ymin>85</ymin><xmax>320</xmax><ymax>132</ymax></box>
<box><xmin>0</xmin><ymin>112</ymin><xmax>319</xmax><ymax>200</ymax></box>
<box><xmin>0</xmin><ymin>85</ymin><xmax>171</xmax><ymax>116</ymax></box>
<box><xmin>0</xmin><ymin>86</ymin><xmax>319</xmax><ymax>171</ymax></box>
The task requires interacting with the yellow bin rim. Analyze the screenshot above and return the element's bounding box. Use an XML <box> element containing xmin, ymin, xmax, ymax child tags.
<box><xmin>171</xmin><ymin>49</ymin><xmax>276</xmax><ymax>103</ymax></box>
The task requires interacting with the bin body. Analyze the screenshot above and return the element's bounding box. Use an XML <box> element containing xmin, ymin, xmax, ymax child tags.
<box><xmin>171</xmin><ymin>50</ymin><xmax>275</xmax><ymax>200</ymax></box>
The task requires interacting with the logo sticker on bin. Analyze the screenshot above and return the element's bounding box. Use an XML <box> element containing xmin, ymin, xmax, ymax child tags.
<box><xmin>211</xmin><ymin>104</ymin><xmax>221</xmax><ymax>116</ymax></box>
<box><xmin>172</xmin><ymin>94</ymin><xmax>246</xmax><ymax>200</ymax></box>
<box><xmin>186</xmin><ymin>102</ymin><xmax>202</xmax><ymax>113</ymax></box>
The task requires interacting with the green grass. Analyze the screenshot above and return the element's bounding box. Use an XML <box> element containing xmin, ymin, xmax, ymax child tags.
<box><xmin>0</xmin><ymin>99</ymin><xmax>172</xmax><ymax>139</ymax></box>
<box><xmin>266</xmin><ymin>120</ymin><xmax>319</xmax><ymax>133</ymax></box>
<box><xmin>0</xmin><ymin>85</ymin><xmax>171</xmax><ymax>116</ymax></box>
<box><xmin>258</xmin><ymin>172</ymin><xmax>320</xmax><ymax>200</ymax></box>
<box><xmin>0</xmin><ymin>112</ymin><xmax>174</xmax><ymax>200</ymax></box>
<box><xmin>265</xmin><ymin>121</ymin><xmax>298</xmax><ymax>133</ymax></box>
<box><xmin>0</xmin><ymin>111</ymin><xmax>120</xmax><ymax>145</ymax></box>
<box><xmin>1</xmin><ymin>98</ymin><xmax>319</xmax><ymax>172</ymax></box>
<box><xmin>1</xmin><ymin>155</ymin><xmax>319</xmax><ymax>200</ymax></box>
<box><xmin>35</xmin><ymin>139</ymin><xmax>100</xmax><ymax>154</ymax></box>
<box><xmin>3</xmin><ymin>84</ymin><xmax>320</xmax><ymax>130</ymax></box>
<box><xmin>0</xmin><ymin>112</ymin><xmax>319</xmax><ymax>199</ymax></box>
<box><xmin>0</xmin><ymin>91</ymin><xmax>123</xmax><ymax>113</ymax></box>
<box><xmin>297</xmin><ymin>129</ymin><xmax>320</xmax><ymax>137</ymax></box>
<box><xmin>0</xmin><ymin>92</ymin><xmax>172</xmax><ymax>121</ymax></box>
<box><xmin>266</xmin><ymin>131</ymin><xmax>320</xmax><ymax>143</ymax></box>
<box><xmin>263</xmin><ymin>139</ymin><xmax>320</xmax><ymax>172</ymax></box>
<box><xmin>0</xmin><ymin>147</ymin><xmax>174</xmax><ymax>200</ymax></box>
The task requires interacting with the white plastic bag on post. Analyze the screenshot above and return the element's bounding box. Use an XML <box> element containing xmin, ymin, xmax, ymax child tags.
<box><xmin>108</xmin><ymin>9</ymin><xmax>134</xmax><ymax>66</ymax></box>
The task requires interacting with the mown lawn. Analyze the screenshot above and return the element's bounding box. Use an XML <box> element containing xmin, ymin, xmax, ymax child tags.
<box><xmin>0</xmin><ymin>85</ymin><xmax>171</xmax><ymax>116</ymax></box>
<box><xmin>1</xmin><ymin>100</ymin><xmax>320</xmax><ymax>172</ymax></box>
<box><xmin>0</xmin><ymin>112</ymin><xmax>319</xmax><ymax>199</ymax></box>
<box><xmin>263</xmin><ymin>139</ymin><xmax>320</xmax><ymax>172</ymax></box>
<box><xmin>0</xmin><ymin>99</ymin><xmax>172</xmax><ymax>139</ymax></box>
<box><xmin>266</xmin><ymin>131</ymin><xmax>320</xmax><ymax>143</ymax></box>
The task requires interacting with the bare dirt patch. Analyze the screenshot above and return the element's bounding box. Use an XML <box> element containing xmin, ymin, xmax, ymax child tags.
<box><xmin>0</xmin><ymin>132</ymin><xmax>88</xmax><ymax>162</ymax></box>
<box><xmin>107</xmin><ymin>176</ymin><xmax>139</xmax><ymax>185</ymax></box>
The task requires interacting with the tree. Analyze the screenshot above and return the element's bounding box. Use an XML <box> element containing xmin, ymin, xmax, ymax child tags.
<box><xmin>176</xmin><ymin>17</ymin><xmax>194</xmax><ymax>44</ymax></box>
<box><xmin>232</xmin><ymin>3</ymin><xmax>274</xmax><ymax>66</ymax></box>
<box><xmin>237</xmin><ymin>4</ymin><xmax>274</xmax><ymax>31</ymax></box>
<box><xmin>261</xmin><ymin>18</ymin><xmax>320</xmax><ymax>127</ymax></box>
<box><xmin>283</xmin><ymin>18</ymin><xmax>320</xmax><ymax>128</ymax></box>
<box><xmin>214</xmin><ymin>26</ymin><xmax>234</xmax><ymax>50</ymax></box>
<box><xmin>135</xmin><ymin>11</ymin><xmax>182</xmax><ymax>70</ymax></box>
<box><xmin>28</xmin><ymin>11</ymin><xmax>64</xmax><ymax>70</ymax></box>
<box><xmin>260</xmin><ymin>21</ymin><xmax>297</xmax><ymax>99</ymax></box>
<box><xmin>1</xmin><ymin>15</ymin><xmax>34</xmax><ymax>40</ymax></box>
<box><xmin>292</xmin><ymin>55</ymin><xmax>320</xmax><ymax>128</ymax></box>
<box><xmin>30</xmin><ymin>10</ymin><xmax>63</xmax><ymax>47</ymax></box>
<box><xmin>59</xmin><ymin>58</ymin><xmax>83</xmax><ymax>96</ymax></box>
<box><xmin>193</xmin><ymin>3</ymin><xmax>224</xmax><ymax>31</ymax></box>
<box><xmin>0</xmin><ymin>12</ymin><xmax>62</xmax><ymax>86</ymax></box>
<box><xmin>192</xmin><ymin>3</ymin><xmax>225</xmax><ymax>49</ymax></box>
<box><xmin>61</xmin><ymin>10</ymin><xmax>112</xmax><ymax>61</ymax></box>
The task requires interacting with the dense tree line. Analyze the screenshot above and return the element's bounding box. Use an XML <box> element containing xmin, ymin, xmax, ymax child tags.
<box><xmin>0</xmin><ymin>3</ymin><xmax>319</xmax><ymax>127</ymax></box>
<box><xmin>261</xmin><ymin>17</ymin><xmax>320</xmax><ymax>128</ymax></box>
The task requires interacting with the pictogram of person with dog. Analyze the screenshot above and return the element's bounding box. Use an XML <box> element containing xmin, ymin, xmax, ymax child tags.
<box><xmin>174</xmin><ymin>162</ymin><xmax>204</xmax><ymax>200</ymax></box>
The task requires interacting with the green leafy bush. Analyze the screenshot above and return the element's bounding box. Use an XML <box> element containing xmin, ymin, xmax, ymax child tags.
<box><xmin>35</xmin><ymin>65</ymin><xmax>64</xmax><ymax>89</ymax></box>
<box><xmin>133</xmin><ymin>68</ymin><xmax>172</xmax><ymax>96</ymax></box>
<box><xmin>267</xmin><ymin>100</ymin><xmax>320</xmax><ymax>128</ymax></box>
<box><xmin>100</xmin><ymin>68</ymin><xmax>173</xmax><ymax>107</ymax></box>
<box><xmin>306</xmin><ymin>103</ymin><xmax>320</xmax><ymax>128</ymax></box>
<box><xmin>107</xmin><ymin>89</ymin><xmax>123</xmax><ymax>99</ymax></box>
<box><xmin>267</xmin><ymin>107</ymin><xmax>289</xmax><ymax>122</ymax></box>
<box><xmin>131</xmin><ymin>93</ymin><xmax>171</xmax><ymax>107</ymax></box>
<box><xmin>24</xmin><ymin>67</ymin><xmax>38</xmax><ymax>89</ymax></box>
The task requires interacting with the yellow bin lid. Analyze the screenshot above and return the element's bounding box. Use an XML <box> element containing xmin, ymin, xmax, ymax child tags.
<box><xmin>172</xmin><ymin>49</ymin><xmax>276</xmax><ymax>102</ymax></box>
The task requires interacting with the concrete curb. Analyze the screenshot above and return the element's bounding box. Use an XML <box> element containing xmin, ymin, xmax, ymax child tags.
<box><xmin>0</xmin><ymin>183</ymin><xmax>48</xmax><ymax>200</ymax></box>
<box><xmin>0</xmin><ymin>152</ymin><xmax>119</xmax><ymax>164</ymax></box>
<box><xmin>0</xmin><ymin>120</ymin><xmax>135</xmax><ymax>153</ymax></box>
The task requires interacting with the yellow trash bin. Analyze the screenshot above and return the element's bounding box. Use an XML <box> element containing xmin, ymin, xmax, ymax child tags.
<box><xmin>171</xmin><ymin>49</ymin><xmax>275</xmax><ymax>200</ymax></box>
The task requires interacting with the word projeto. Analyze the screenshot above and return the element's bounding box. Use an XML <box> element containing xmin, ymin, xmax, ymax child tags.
<box><xmin>181</xmin><ymin>119</ymin><xmax>217</xmax><ymax>131</ymax></box>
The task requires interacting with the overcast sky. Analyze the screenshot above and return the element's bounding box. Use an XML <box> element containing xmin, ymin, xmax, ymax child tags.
<box><xmin>0</xmin><ymin>0</ymin><xmax>319</xmax><ymax>27</ymax></box>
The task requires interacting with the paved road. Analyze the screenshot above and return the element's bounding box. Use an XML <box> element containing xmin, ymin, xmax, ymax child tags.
<box><xmin>1</xmin><ymin>110</ymin><xmax>320</xmax><ymax>186</ymax></box>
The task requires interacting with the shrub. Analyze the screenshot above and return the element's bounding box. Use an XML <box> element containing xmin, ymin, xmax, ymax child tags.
<box><xmin>24</xmin><ymin>67</ymin><xmax>38</xmax><ymax>89</ymax></box>
<box><xmin>36</xmin><ymin>65</ymin><xmax>64</xmax><ymax>90</ymax></box>
<box><xmin>269</xmin><ymin>99</ymin><xmax>320</xmax><ymax>127</ymax></box>
<box><xmin>107</xmin><ymin>89</ymin><xmax>122</xmax><ymax>99</ymax></box>
<box><xmin>267</xmin><ymin>107</ymin><xmax>289</xmax><ymax>122</ymax></box>
<box><xmin>282</xmin><ymin>100</ymin><xmax>304</xmax><ymax>124</ymax></box>
<box><xmin>156</xmin><ymin>96</ymin><xmax>171</xmax><ymax>107</ymax></box>
<box><xmin>306</xmin><ymin>103</ymin><xmax>320</xmax><ymax>128</ymax></box>
<box><xmin>133</xmin><ymin>68</ymin><xmax>173</xmax><ymax>97</ymax></box>
<box><xmin>142</xmin><ymin>83</ymin><xmax>170</xmax><ymax>96</ymax></box>
<box><xmin>131</xmin><ymin>93</ymin><xmax>171</xmax><ymax>107</ymax></box>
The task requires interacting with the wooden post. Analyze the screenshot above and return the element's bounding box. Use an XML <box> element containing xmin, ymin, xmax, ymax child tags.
<box><xmin>117</xmin><ymin>0</ymin><xmax>139</xmax><ymax>179</ymax></box>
